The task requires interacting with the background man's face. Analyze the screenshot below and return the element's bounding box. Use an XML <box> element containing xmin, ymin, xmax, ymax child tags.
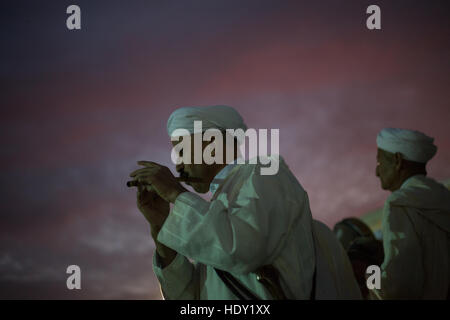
<box><xmin>375</xmin><ymin>148</ymin><xmax>397</xmax><ymax>191</ymax></box>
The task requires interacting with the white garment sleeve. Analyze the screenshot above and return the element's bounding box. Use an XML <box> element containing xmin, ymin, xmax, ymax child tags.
<box><xmin>156</xmin><ymin>172</ymin><xmax>296</xmax><ymax>275</ymax></box>
<box><xmin>378</xmin><ymin>205</ymin><xmax>424</xmax><ymax>299</ymax></box>
<box><xmin>152</xmin><ymin>251</ymin><xmax>202</xmax><ymax>299</ymax></box>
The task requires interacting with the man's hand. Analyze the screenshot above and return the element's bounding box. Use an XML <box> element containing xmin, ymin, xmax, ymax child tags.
<box><xmin>130</xmin><ymin>161</ymin><xmax>187</xmax><ymax>203</ymax></box>
<box><xmin>136</xmin><ymin>185</ymin><xmax>177</xmax><ymax>267</ymax></box>
<box><xmin>136</xmin><ymin>184</ymin><xmax>170</xmax><ymax>230</ymax></box>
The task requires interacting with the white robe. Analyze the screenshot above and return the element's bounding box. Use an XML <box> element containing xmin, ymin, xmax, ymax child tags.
<box><xmin>152</xmin><ymin>158</ymin><xmax>361</xmax><ymax>299</ymax></box>
<box><xmin>375</xmin><ymin>175</ymin><xmax>450</xmax><ymax>299</ymax></box>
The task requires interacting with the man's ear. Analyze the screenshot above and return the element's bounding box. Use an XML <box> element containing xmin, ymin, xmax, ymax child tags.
<box><xmin>394</xmin><ymin>152</ymin><xmax>403</xmax><ymax>171</ymax></box>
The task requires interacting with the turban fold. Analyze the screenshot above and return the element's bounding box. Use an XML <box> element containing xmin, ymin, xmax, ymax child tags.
<box><xmin>167</xmin><ymin>105</ymin><xmax>247</xmax><ymax>137</ymax></box>
<box><xmin>376</xmin><ymin>128</ymin><xmax>437</xmax><ymax>163</ymax></box>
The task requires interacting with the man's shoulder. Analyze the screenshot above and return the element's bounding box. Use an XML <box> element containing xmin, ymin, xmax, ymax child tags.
<box><xmin>231</xmin><ymin>155</ymin><xmax>288</xmax><ymax>175</ymax></box>
<box><xmin>229</xmin><ymin>156</ymin><xmax>302</xmax><ymax>187</ymax></box>
<box><xmin>383</xmin><ymin>176</ymin><xmax>450</xmax><ymax>234</ymax></box>
<box><xmin>387</xmin><ymin>175</ymin><xmax>450</xmax><ymax>209</ymax></box>
<box><xmin>223</xmin><ymin>155</ymin><xmax>306</xmax><ymax>196</ymax></box>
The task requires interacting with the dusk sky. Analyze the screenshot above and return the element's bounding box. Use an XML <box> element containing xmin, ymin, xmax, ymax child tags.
<box><xmin>1</xmin><ymin>0</ymin><xmax>449</xmax><ymax>299</ymax></box>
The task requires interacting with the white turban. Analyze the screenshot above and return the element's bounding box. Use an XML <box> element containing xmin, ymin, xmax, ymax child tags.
<box><xmin>376</xmin><ymin>128</ymin><xmax>437</xmax><ymax>163</ymax></box>
<box><xmin>167</xmin><ymin>105</ymin><xmax>247</xmax><ymax>137</ymax></box>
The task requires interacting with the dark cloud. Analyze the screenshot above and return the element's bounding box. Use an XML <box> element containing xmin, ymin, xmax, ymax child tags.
<box><xmin>1</xmin><ymin>0</ymin><xmax>449</xmax><ymax>299</ymax></box>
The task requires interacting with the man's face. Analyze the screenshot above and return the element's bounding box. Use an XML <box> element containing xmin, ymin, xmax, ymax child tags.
<box><xmin>375</xmin><ymin>148</ymin><xmax>397</xmax><ymax>191</ymax></box>
<box><xmin>171</xmin><ymin>135</ymin><xmax>216</xmax><ymax>194</ymax></box>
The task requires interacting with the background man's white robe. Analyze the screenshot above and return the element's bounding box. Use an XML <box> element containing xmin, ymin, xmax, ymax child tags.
<box><xmin>152</xmin><ymin>158</ymin><xmax>361</xmax><ymax>299</ymax></box>
<box><xmin>376</xmin><ymin>175</ymin><xmax>450</xmax><ymax>299</ymax></box>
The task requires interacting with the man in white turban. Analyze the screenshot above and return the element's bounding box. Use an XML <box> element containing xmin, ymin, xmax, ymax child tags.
<box><xmin>373</xmin><ymin>128</ymin><xmax>450</xmax><ymax>299</ymax></box>
<box><xmin>129</xmin><ymin>105</ymin><xmax>361</xmax><ymax>299</ymax></box>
